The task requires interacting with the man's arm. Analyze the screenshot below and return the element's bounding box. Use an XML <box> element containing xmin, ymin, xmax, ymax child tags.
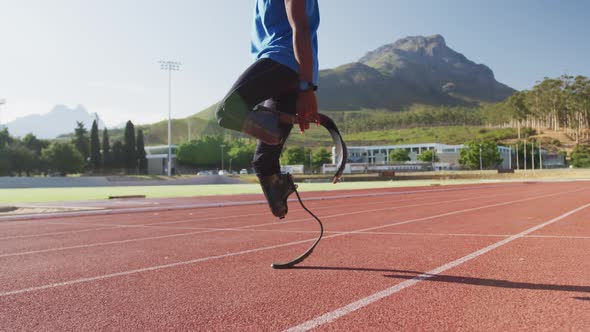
<box><xmin>285</xmin><ymin>0</ymin><xmax>319</xmax><ymax>133</ymax></box>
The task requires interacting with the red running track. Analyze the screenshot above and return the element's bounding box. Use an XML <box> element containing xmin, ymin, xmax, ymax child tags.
<box><xmin>1</xmin><ymin>181</ymin><xmax>590</xmax><ymax>331</ymax></box>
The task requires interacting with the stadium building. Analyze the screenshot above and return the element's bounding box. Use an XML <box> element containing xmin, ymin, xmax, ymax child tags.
<box><xmin>328</xmin><ymin>143</ymin><xmax>513</xmax><ymax>173</ymax></box>
<box><xmin>145</xmin><ymin>145</ymin><xmax>178</xmax><ymax>175</ymax></box>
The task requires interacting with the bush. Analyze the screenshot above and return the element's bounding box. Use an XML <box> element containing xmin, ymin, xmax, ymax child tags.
<box><xmin>570</xmin><ymin>145</ymin><xmax>590</xmax><ymax>168</ymax></box>
<box><xmin>459</xmin><ymin>141</ymin><xmax>503</xmax><ymax>170</ymax></box>
<box><xmin>41</xmin><ymin>142</ymin><xmax>85</xmax><ymax>175</ymax></box>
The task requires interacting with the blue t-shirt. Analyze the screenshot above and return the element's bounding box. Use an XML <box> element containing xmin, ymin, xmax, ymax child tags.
<box><xmin>251</xmin><ymin>0</ymin><xmax>320</xmax><ymax>84</ymax></box>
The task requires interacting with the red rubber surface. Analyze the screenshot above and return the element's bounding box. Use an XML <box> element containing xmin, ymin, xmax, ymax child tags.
<box><xmin>1</xmin><ymin>181</ymin><xmax>589</xmax><ymax>331</ymax></box>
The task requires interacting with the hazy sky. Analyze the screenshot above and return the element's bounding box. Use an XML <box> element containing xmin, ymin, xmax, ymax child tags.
<box><xmin>1</xmin><ymin>0</ymin><xmax>589</xmax><ymax>127</ymax></box>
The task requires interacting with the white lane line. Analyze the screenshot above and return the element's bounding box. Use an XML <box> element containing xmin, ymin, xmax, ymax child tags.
<box><xmin>0</xmin><ymin>236</ymin><xmax>319</xmax><ymax>297</ymax></box>
<box><xmin>41</xmin><ymin>189</ymin><xmax>513</xmax><ymax>231</ymax></box>
<box><xmin>0</xmin><ymin>181</ymin><xmax>565</xmax><ymax>235</ymax></box>
<box><xmin>2</xmin><ymin>190</ymin><xmax>502</xmax><ymax>240</ymax></box>
<box><xmin>136</xmin><ymin>194</ymin><xmax>439</xmax><ymax>227</ymax></box>
<box><xmin>0</xmin><ymin>182</ymin><xmax>534</xmax><ymax>223</ymax></box>
<box><xmin>0</xmin><ymin>227</ymin><xmax>121</xmax><ymax>240</ymax></box>
<box><xmin>0</xmin><ymin>188</ymin><xmax>481</xmax><ymax>229</ymax></box>
<box><xmin>337</xmin><ymin>231</ymin><xmax>510</xmax><ymax>238</ymax></box>
<box><xmin>526</xmin><ymin>234</ymin><xmax>590</xmax><ymax>239</ymax></box>
<box><xmin>0</xmin><ymin>192</ymin><xmax>440</xmax><ymax>230</ymax></box>
<box><xmin>0</xmin><ymin>229</ymin><xmax>226</xmax><ymax>258</ymax></box>
<box><xmin>283</xmin><ymin>202</ymin><xmax>590</xmax><ymax>332</ymax></box>
<box><xmin>0</xmin><ymin>192</ymin><xmax>512</xmax><ymax>254</ymax></box>
<box><xmin>0</xmin><ymin>188</ymin><xmax>585</xmax><ymax>296</ymax></box>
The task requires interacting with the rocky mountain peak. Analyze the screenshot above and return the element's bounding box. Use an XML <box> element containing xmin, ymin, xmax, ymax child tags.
<box><xmin>391</xmin><ymin>34</ymin><xmax>447</xmax><ymax>54</ymax></box>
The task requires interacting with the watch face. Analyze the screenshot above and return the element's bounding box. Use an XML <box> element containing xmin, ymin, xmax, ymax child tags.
<box><xmin>299</xmin><ymin>81</ymin><xmax>316</xmax><ymax>91</ymax></box>
<box><xmin>298</xmin><ymin>81</ymin><xmax>308</xmax><ymax>91</ymax></box>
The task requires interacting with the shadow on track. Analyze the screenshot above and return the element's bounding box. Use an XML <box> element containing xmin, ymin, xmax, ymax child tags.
<box><xmin>290</xmin><ymin>266</ymin><xmax>590</xmax><ymax>294</ymax></box>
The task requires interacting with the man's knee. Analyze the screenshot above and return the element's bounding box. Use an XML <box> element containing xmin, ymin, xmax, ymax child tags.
<box><xmin>215</xmin><ymin>93</ymin><xmax>250</xmax><ymax>132</ymax></box>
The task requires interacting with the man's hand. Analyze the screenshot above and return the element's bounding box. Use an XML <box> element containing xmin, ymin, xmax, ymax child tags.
<box><xmin>297</xmin><ymin>90</ymin><xmax>319</xmax><ymax>133</ymax></box>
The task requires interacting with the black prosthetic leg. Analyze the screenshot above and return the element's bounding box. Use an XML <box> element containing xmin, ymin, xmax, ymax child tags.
<box><xmin>259</xmin><ymin>173</ymin><xmax>297</xmax><ymax>219</ymax></box>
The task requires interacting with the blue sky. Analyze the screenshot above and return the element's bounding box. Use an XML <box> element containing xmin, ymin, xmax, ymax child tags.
<box><xmin>1</xmin><ymin>0</ymin><xmax>589</xmax><ymax>127</ymax></box>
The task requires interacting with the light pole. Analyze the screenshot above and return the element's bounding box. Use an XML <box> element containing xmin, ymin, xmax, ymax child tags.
<box><xmin>531</xmin><ymin>141</ymin><xmax>535</xmax><ymax>171</ymax></box>
<box><xmin>524</xmin><ymin>139</ymin><xmax>527</xmax><ymax>171</ymax></box>
<box><xmin>516</xmin><ymin>142</ymin><xmax>520</xmax><ymax>169</ymax></box>
<box><xmin>187</xmin><ymin>118</ymin><xmax>191</xmax><ymax>142</ymax></box>
<box><xmin>479</xmin><ymin>144</ymin><xmax>483</xmax><ymax>171</ymax></box>
<box><xmin>431</xmin><ymin>147</ymin><xmax>435</xmax><ymax>171</ymax></box>
<box><xmin>539</xmin><ymin>141</ymin><xmax>543</xmax><ymax>170</ymax></box>
<box><xmin>159</xmin><ymin>60</ymin><xmax>181</xmax><ymax>176</ymax></box>
<box><xmin>220</xmin><ymin>144</ymin><xmax>226</xmax><ymax>171</ymax></box>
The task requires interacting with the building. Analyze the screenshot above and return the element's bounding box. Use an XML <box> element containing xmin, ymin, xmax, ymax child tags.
<box><xmin>145</xmin><ymin>145</ymin><xmax>178</xmax><ymax>175</ymax></box>
<box><xmin>329</xmin><ymin>143</ymin><xmax>513</xmax><ymax>172</ymax></box>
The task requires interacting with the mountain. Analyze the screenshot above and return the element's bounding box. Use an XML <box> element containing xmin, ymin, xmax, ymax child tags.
<box><xmin>5</xmin><ymin>105</ymin><xmax>106</xmax><ymax>139</ymax></box>
<box><xmin>317</xmin><ymin>34</ymin><xmax>515</xmax><ymax>110</ymax></box>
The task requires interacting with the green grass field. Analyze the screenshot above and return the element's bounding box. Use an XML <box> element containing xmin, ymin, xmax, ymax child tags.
<box><xmin>2</xmin><ymin>169</ymin><xmax>589</xmax><ymax>205</ymax></box>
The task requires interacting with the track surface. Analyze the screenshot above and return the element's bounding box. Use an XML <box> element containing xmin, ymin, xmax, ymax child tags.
<box><xmin>1</xmin><ymin>181</ymin><xmax>589</xmax><ymax>331</ymax></box>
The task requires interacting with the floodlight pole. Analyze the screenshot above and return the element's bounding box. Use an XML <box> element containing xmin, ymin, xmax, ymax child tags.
<box><xmin>187</xmin><ymin>118</ymin><xmax>191</xmax><ymax>142</ymax></box>
<box><xmin>516</xmin><ymin>141</ymin><xmax>520</xmax><ymax>169</ymax></box>
<box><xmin>479</xmin><ymin>144</ymin><xmax>483</xmax><ymax>171</ymax></box>
<box><xmin>159</xmin><ymin>60</ymin><xmax>181</xmax><ymax>176</ymax></box>
<box><xmin>524</xmin><ymin>139</ymin><xmax>527</xmax><ymax>171</ymax></box>
<box><xmin>220</xmin><ymin>144</ymin><xmax>226</xmax><ymax>171</ymax></box>
<box><xmin>531</xmin><ymin>141</ymin><xmax>535</xmax><ymax>171</ymax></box>
<box><xmin>539</xmin><ymin>141</ymin><xmax>543</xmax><ymax>170</ymax></box>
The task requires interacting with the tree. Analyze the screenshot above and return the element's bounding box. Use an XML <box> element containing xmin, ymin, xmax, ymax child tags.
<box><xmin>459</xmin><ymin>141</ymin><xmax>503</xmax><ymax>170</ymax></box>
<box><xmin>0</xmin><ymin>149</ymin><xmax>10</xmax><ymax>176</ymax></box>
<box><xmin>20</xmin><ymin>133</ymin><xmax>49</xmax><ymax>173</ymax></box>
<box><xmin>89</xmin><ymin>120</ymin><xmax>101</xmax><ymax>171</ymax></box>
<box><xmin>227</xmin><ymin>141</ymin><xmax>256</xmax><ymax>170</ymax></box>
<box><xmin>4</xmin><ymin>144</ymin><xmax>37</xmax><ymax>176</ymax></box>
<box><xmin>280</xmin><ymin>147</ymin><xmax>306</xmax><ymax>165</ymax></box>
<box><xmin>514</xmin><ymin>140</ymin><xmax>539</xmax><ymax>170</ymax></box>
<box><xmin>389</xmin><ymin>149</ymin><xmax>410</xmax><ymax>162</ymax></box>
<box><xmin>123</xmin><ymin>121</ymin><xmax>137</xmax><ymax>173</ymax></box>
<box><xmin>102</xmin><ymin>128</ymin><xmax>111</xmax><ymax>170</ymax></box>
<box><xmin>570</xmin><ymin>144</ymin><xmax>590</xmax><ymax>168</ymax></box>
<box><xmin>176</xmin><ymin>136</ymin><xmax>225</xmax><ymax>169</ymax></box>
<box><xmin>311</xmin><ymin>148</ymin><xmax>332</xmax><ymax>169</ymax></box>
<box><xmin>111</xmin><ymin>141</ymin><xmax>125</xmax><ymax>169</ymax></box>
<box><xmin>73</xmin><ymin>121</ymin><xmax>89</xmax><ymax>162</ymax></box>
<box><xmin>0</xmin><ymin>128</ymin><xmax>13</xmax><ymax>148</ymax></box>
<box><xmin>507</xmin><ymin>91</ymin><xmax>529</xmax><ymax>139</ymax></box>
<box><xmin>136</xmin><ymin>129</ymin><xmax>148</xmax><ymax>174</ymax></box>
<box><xmin>41</xmin><ymin>142</ymin><xmax>85</xmax><ymax>175</ymax></box>
<box><xmin>21</xmin><ymin>133</ymin><xmax>49</xmax><ymax>155</ymax></box>
<box><xmin>417</xmin><ymin>149</ymin><xmax>439</xmax><ymax>163</ymax></box>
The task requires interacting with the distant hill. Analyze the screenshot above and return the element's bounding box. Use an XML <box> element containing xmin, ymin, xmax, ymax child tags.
<box><xmin>194</xmin><ymin>34</ymin><xmax>515</xmax><ymax>119</ymax></box>
<box><xmin>5</xmin><ymin>105</ymin><xmax>105</xmax><ymax>139</ymax></box>
<box><xmin>144</xmin><ymin>35</ymin><xmax>518</xmax><ymax>145</ymax></box>
<box><xmin>317</xmin><ymin>34</ymin><xmax>515</xmax><ymax>110</ymax></box>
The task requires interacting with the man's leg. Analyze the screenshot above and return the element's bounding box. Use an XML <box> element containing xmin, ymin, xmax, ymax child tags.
<box><xmin>252</xmin><ymin>95</ymin><xmax>298</xmax><ymax>218</ymax></box>
<box><xmin>216</xmin><ymin>59</ymin><xmax>297</xmax><ymax>145</ymax></box>
<box><xmin>215</xmin><ymin>59</ymin><xmax>298</xmax><ymax>218</ymax></box>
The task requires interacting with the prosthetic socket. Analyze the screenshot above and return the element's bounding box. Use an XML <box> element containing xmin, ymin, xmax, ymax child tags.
<box><xmin>216</xmin><ymin>94</ymin><xmax>296</xmax><ymax>146</ymax></box>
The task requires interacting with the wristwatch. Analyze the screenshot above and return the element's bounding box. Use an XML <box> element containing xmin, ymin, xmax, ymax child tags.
<box><xmin>298</xmin><ymin>80</ymin><xmax>318</xmax><ymax>92</ymax></box>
